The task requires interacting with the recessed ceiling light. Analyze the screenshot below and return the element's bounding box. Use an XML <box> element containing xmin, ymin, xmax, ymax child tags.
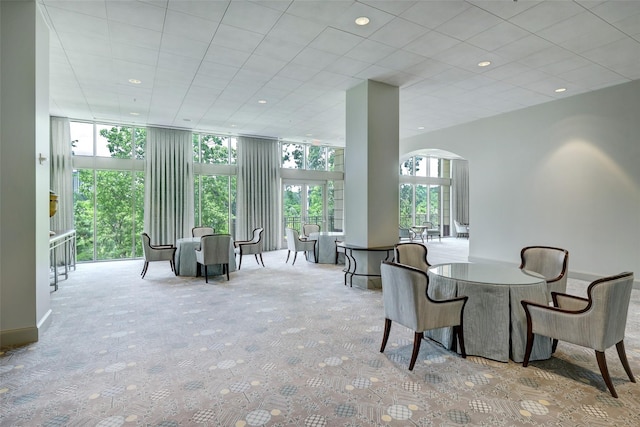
<box><xmin>555</xmin><ymin>87</ymin><xmax>567</xmax><ymax>93</ymax></box>
<box><xmin>128</xmin><ymin>79</ymin><xmax>141</xmax><ymax>84</ymax></box>
<box><xmin>355</xmin><ymin>16</ymin><xmax>370</xmax><ymax>26</ymax></box>
<box><xmin>231</xmin><ymin>124</ymin><xmax>237</xmax><ymax>127</ymax></box>
<box><xmin>258</xmin><ymin>99</ymin><xmax>267</xmax><ymax>104</ymax></box>
<box><xmin>130</xmin><ymin>112</ymin><xmax>139</xmax><ymax>116</ymax></box>
<box><xmin>418</xmin><ymin>126</ymin><xmax>425</xmax><ymax>130</ymax></box>
<box><xmin>478</xmin><ymin>61</ymin><xmax>491</xmax><ymax>67</ymax></box>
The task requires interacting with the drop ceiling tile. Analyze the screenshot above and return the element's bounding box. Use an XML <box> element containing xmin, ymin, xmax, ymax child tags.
<box><xmin>211</xmin><ymin>24</ymin><xmax>265</xmax><ymax>53</ymax></box>
<box><xmin>434</xmin><ymin>4</ymin><xmax>504</xmax><ymax>41</ymax></box>
<box><xmin>330</xmin><ymin>2</ymin><xmax>396</xmax><ymax>37</ymax></box>
<box><xmin>537</xmin><ymin>11</ymin><xmax>626</xmax><ymax>53</ymax></box>
<box><xmin>347</xmin><ymin>39</ymin><xmax>397</xmax><ymax>63</ymax></box>
<box><xmin>376</xmin><ymin>49</ymin><xmax>427</xmax><ymax>71</ymax></box>
<box><xmin>266</xmin><ymin>13</ymin><xmax>325</xmax><ymax>46</ymax></box>
<box><xmin>163</xmin><ymin>9</ymin><xmax>219</xmax><ymax>43</ymax></box>
<box><xmin>167</xmin><ymin>0</ymin><xmax>229</xmax><ymax>21</ymax></box>
<box><xmin>466</xmin><ymin>21</ymin><xmax>531</xmax><ymax>51</ymax></box>
<box><xmin>160</xmin><ymin>33</ymin><xmax>209</xmax><ymax>59</ymax></box>
<box><xmin>308</xmin><ymin>28</ymin><xmax>364</xmax><ymax>56</ymax></box>
<box><xmin>493</xmin><ymin>35</ymin><xmax>552</xmax><ymax>61</ymax></box>
<box><xmin>469</xmin><ymin>0</ymin><xmax>539</xmax><ymax>20</ymax></box>
<box><xmin>204</xmin><ymin>44</ymin><xmax>251</xmax><ymax>68</ymax></box>
<box><xmin>559</xmin><ymin>62</ymin><xmax>630</xmax><ymax>89</ymax></box>
<box><xmin>108</xmin><ymin>22</ymin><xmax>162</xmax><ymax>51</ymax></box>
<box><xmin>369</xmin><ymin>17</ymin><xmax>429</xmax><ymax>48</ymax></box>
<box><xmin>285</xmin><ymin>0</ymin><xmax>355</xmax><ymax>26</ymax></box>
<box><xmin>509</xmin><ymin>1</ymin><xmax>585</xmax><ymax>33</ymax></box>
<box><xmin>292</xmin><ymin>47</ymin><xmax>340</xmax><ymax>69</ymax></box>
<box><xmin>277</xmin><ymin>62</ymin><xmax>321</xmax><ymax>82</ymax></box>
<box><xmin>253</xmin><ymin>36</ymin><xmax>306</xmax><ymax>63</ymax></box>
<box><xmin>403</xmin><ymin>31</ymin><xmax>461</xmax><ymax>57</ymax></box>
<box><xmin>359</xmin><ymin>0</ymin><xmax>417</xmax><ymax>16</ymax></box>
<box><xmin>581</xmin><ymin>37</ymin><xmax>640</xmax><ymax>69</ymax></box>
<box><xmin>243</xmin><ymin>54</ymin><xmax>287</xmax><ymax>76</ymax></box>
<box><xmin>111</xmin><ymin>43</ymin><xmax>159</xmax><ymax>67</ymax></box>
<box><xmin>323</xmin><ymin>56</ymin><xmax>371</xmax><ymax>76</ymax></box>
<box><xmin>57</xmin><ymin>32</ymin><xmax>111</xmax><ymax>57</ymax></box>
<box><xmin>43</xmin><ymin>0</ymin><xmax>108</xmax><ymax>18</ymax></box>
<box><xmin>45</xmin><ymin>6</ymin><xmax>109</xmax><ymax>38</ymax></box>
<box><xmin>156</xmin><ymin>52</ymin><xmax>201</xmax><ymax>74</ymax></box>
<box><xmin>105</xmin><ymin>1</ymin><xmax>167</xmax><ymax>32</ymax></box>
<box><xmin>517</xmin><ymin>46</ymin><xmax>575</xmax><ymax>69</ymax></box>
<box><xmin>536</xmin><ymin>55</ymin><xmax>592</xmax><ymax>76</ymax></box>
<box><xmin>221</xmin><ymin>1</ymin><xmax>284</xmax><ymax>35</ymax></box>
<box><xmin>401</xmin><ymin>1</ymin><xmax>471</xmax><ymax>29</ymax></box>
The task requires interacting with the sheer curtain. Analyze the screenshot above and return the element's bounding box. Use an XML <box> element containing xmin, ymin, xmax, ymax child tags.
<box><xmin>49</xmin><ymin>117</ymin><xmax>73</xmax><ymax>233</ymax></box>
<box><xmin>144</xmin><ymin>127</ymin><xmax>194</xmax><ymax>245</ymax></box>
<box><xmin>452</xmin><ymin>159</ymin><xmax>470</xmax><ymax>233</ymax></box>
<box><xmin>236</xmin><ymin>137</ymin><xmax>280</xmax><ymax>250</ymax></box>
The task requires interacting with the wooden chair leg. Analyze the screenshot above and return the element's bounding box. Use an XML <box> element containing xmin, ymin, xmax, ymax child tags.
<box><xmin>380</xmin><ymin>318</ymin><xmax>392</xmax><ymax>353</ymax></box>
<box><xmin>409</xmin><ymin>332</ymin><xmax>424</xmax><ymax>371</ymax></box>
<box><xmin>259</xmin><ymin>253</ymin><xmax>265</xmax><ymax>267</ymax></box>
<box><xmin>616</xmin><ymin>340</ymin><xmax>636</xmax><ymax>383</ymax></box>
<box><xmin>237</xmin><ymin>254</ymin><xmax>242</xmax><ymax>270</ymax></box>
<box><xmin>292</xmin><ymin>252</ymin><xmax>298</xmax><ymax>265</ymax></box>
<box><xmin>552</xmin><ymin>339</ymin><xmax>558</xmax><ymax>353</ymax></box>
<box><xmin>596</xmin><ymin>350</ymin><xmax>618</xmax><ymax>398</ymax></box>
<box><xmin>225</xmin><ymin>263</ymin><xmax>229</xmax><ymax>281</ymax></box>
<box><xmin>204</xmin><ymin>266</ymin><xmax>208</xmax><ymax>284</ymax></box>
<box><xmin>285</xmin><ymin>251</ymin><xmax>291</xmax><ymax>263</ymax></box>
<box><xmin>522</xmin><ymin>330</ymin><xmax>534</xmax><ymax>367</ymax></box>
<box><xmin>141</xmin><ymin>262</ymin><xmax>149</xmax><ymax>278</ymax></box>
<box><xmin>456</xmin><ymin>325</ymin><xmax>467</xmax><ymax>358</ymax></box>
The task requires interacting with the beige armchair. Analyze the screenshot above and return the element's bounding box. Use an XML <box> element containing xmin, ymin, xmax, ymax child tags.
<box><xmin>140</xmin><ymin>232</ymin><xmax>176</xmax><ymax>279</ymax></box>
<box><xmin>234</xmin><ymin>227</ymin><xmax>265</xmax><ymax>270</ymax></box>
<box><xmin>454</xmin><ymin>220</ymin><xmax>469</xmax><ymax>238</ymax></box>
<box><xmin>192</xmin><ymin>226</ymin><xmax>214</xmax><ymax>238</ymax></box>
<box><xmin>380</xmin><ymin>261</ymin><xmax>468</xmax><ymax>370</ymax></box>
<box><xmin>521</xmin><ymin>272</ymin><xmax>635</xmax><ymax>398</ymax></box>
<box><xmin>285</xmin><ymin>228</ymin><xmax>317</xmax><ymax>265</ymax></box>
<box><xmin>520</xmin><ymin>246</ymin><xmax>569</xmax><ymax>302</ymax></box>
<box><xmin>195</xmin><ymin>234</ymin><xmax>231</xmax><ymax>282</ymax></box>
<box><xmin>301</xmin><ymin>223</ymin><xmax>320</xmax><ymax>240</ymax></box>
<box><xmin>394</xmin><ymin>242</ymin><xmax>431</xmax><ymax>271</ymax></box>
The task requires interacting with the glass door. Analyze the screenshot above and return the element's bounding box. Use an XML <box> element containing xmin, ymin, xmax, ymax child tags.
<box><xmin>282</xmin><ymin>181</ymin><xmax>326</xmax><ymax>245</ymax></box>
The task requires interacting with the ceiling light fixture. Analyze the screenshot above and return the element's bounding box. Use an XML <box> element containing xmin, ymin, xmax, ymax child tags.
<box><xmin>555</xmin><ymin>87</ymin><xmax>567</xmax><ymax>93</ymax></box>
<box><xmin>418</xmin><ymin>126</ymin><xmax>425</xmax><ymax>130</ymax></box>
<box><xmin>128</xmin><ymin>79</ymin><xmax>141</xmax><ymax>84</ymax></box>
<box><xmin>130</xmin><ymin>112</ymin><xmax>139</xmax><ymax>116</ymax></box>
<box><xmin>258</xmin><ymin>99</ymin><xmax>267</xmax><ymax>104</ymax></box>
<box><xmin>478</xmin><ymin>61</ymin><xmax>491</xmax><ymax>67</ymax></box>
<box><xmin>355</xmin><ymin>16</ymin><xmax>370</xmax><ymax>26</ymax></box>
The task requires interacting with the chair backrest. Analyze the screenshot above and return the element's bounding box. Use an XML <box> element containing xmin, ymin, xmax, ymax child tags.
<box><xmin>394</xmin><ymin>242</ymin><xmax>430</xmax><ymax>270</ymax></box>
<box><xmin>192</xmin><ymin>226</ymin><xmax>214</xmax><ymax>238</ymax></box>
<box><xmin>251</xmin><ymin>227</ymin><xmax>264</xmax><ymax>244</ymax></box>
<box><xmin>302</xmin><ymin>224</ymin><xmax>320</xmax><ymax>238</ymax></box>
<box><xmin>199</xmin><ymin>234</ymin><xmax>231</xmax><ymax>264</ymax></box>
<box><xmin>454</xmin><ymin>220</ymin><xmax>467</xmax><ymax>233</ymax></box>
<box><xmin>520</xmin><ymin>246</ymin><xmax>568</xmax><ymax>283</ymax></box>
<box><xmin>285</xmin><ymin>228</ymin><xmax>300</xmax><ymax>251</ymax></box>
<box><xmin>141</xmin><ymin>232</ymin><xmax>152</xmax><ymax>259</ymax></box>
<box><xmin>573</xmin><ymin>272</ymin><xmax>634</xmax><ymax>351</ymax></box>
<box><xmin>399</xmin><ymin>227</ymin><xmax>411</xmax><ymax>239</ymax></box>
<box><xmin>380</xmin><ymin>261</ymin><xmax>428</xmax><ymax>331</ymax></box>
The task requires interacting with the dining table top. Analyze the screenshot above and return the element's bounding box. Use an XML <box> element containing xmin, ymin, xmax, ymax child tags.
<box><xmin>428</xmin><ymin>262</ymin><xmax>544</xmax><ymax>286</ymax></box>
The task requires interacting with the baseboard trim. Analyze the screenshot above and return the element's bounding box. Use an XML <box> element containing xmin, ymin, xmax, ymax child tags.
<box><xmin>0</xmin><ymin>309</ymin><xmax>52</xmax><ymax>349</ymax></box>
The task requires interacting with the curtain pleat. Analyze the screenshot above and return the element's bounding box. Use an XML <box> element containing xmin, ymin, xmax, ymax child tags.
<box><xmin>236</xmin><ymin>137</ymin><xmax>280</xmax><ymax>250</ymax></box>
<box><xmin>144</xmin><ymin>127</ymin><xmax>193</xmax><ymax>245</ymax></box>
<box><xmin>49</xmin><ymin>117</ymin><xmax>73</xmax><ymax>232</ymax></box>
<box><xmin>452</xmin><ymin>159</ymin><xmax>470</xmax><ymax>235</ymax></box>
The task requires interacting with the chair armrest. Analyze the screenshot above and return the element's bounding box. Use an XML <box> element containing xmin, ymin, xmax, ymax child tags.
<box><xmin>234</xmin><ymin>240</ymin><xmax>251</xmax><ymax>247</ymax></box>
<box><xmin>551</xmin><ymin>292</ymin><xmax>589</xmax><ymax>310</ymax></box>
<box><xmin>153</xmin><ymin>244</ymin><xmax>174</xmax><ymax>249</ymax></box>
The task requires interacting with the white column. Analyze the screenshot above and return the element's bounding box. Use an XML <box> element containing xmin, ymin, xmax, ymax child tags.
<box><xmin>0</xmin><ymin>0</ymin><xmax>51</xmax><ymax>346</ymax></box>
<box><xmin>344</xmin><ymin>80</ymin><xmax>399</xmax><ymax>288</ymax></box>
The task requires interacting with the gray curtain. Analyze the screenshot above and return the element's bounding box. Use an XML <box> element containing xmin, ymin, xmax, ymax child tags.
<box><xmin>452</xmin><ymin>159</ymin><xmax>469</xmax><ymax>234</ymax></box>
<box><xmin>49</xmin><ymin>117</ymin><xmax>73</xmax><ymax>233</ymax></box>
<box><xmin>236</xmin><ymin>137</ymin><xmax>280</xmax><ymax>250</ymax></box>
<box><xmin>144</xmin><ymin>127</ymin><xmax>194</xmax><ymax>245</ymax></box>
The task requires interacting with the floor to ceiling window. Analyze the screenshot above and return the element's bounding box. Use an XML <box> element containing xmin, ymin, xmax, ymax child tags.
<box><xmin>192</xmin><ymin>133</ymin><xmax>237</xmax><ymax>236</ymax></box>
<box><xmin>399</xmin><ymin>155</ymin><xmax>451</xmax><ymax>235</ymax></box>
<box><xmin>71</xmin><ymin>121</ymin><xmax>145</xmax><ymax>261</ymax></box>
<box><xmin>281</xmin><ymin>143</ymin><xmax>344</xmax><ymax>243</ymax></box>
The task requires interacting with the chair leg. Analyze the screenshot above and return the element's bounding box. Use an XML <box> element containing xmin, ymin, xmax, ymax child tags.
<box><xmin>292</xmin><ymin>252</ymin><xmax>298</xmax><ymax>265</ymax></box>
<box><xmin>409</xmin><ymin>332</ymin><xmax>424</xmax><ymax>371</ymax></box>
<box><xmin>171</xmin><ymin>260</ymin><xmax>177</xmax><ymax>275</ymax></box>
<box><xmin>204</xmin><ymin>266</ymin><xmax>209</xmax><ymax>283</ymax></box>
<box><xmin>455</xmin><ymin>325</ymin><xmax>467</xmax><ymax>358</ymax></box>
<box><xmin>285</xmin><ymin>250</ymin><xmax>291</xmax><ymax>263</ymax></box>
<box><xmin>380</xmin><ymin>318</ymin><xmax>392</xmax><ymax>353</ymax></box>
<box><xmin>141</xmin><ymin>262</ymin><xmax>149</xmax><ymax>278</ymax></box>
<box><xmin>259</xmin><ymin>253</ymin><xmax>265</xmax><ymax>267</ymax></box>
<box><xmin>616</xmin><ymin>340</ymin><xmax>636</xmax><ymax>383</ymax></box>
<box><xmin>596</xmin><ymin>350</ymin><xmax>618</xmax><ymax>398</ymax></box>
<box><xmin>225</xmin><ymin>264</ymin><xmax>229</xmax><ymax>281</ymax></box>
<box><xmin>522</xmin><ymin>330</ymin><xmax>534</xmax><ymax>367</ymax></box>
<box><xmin>552</xmin><ymin>339</ymin><xmax>558</xmax><ymax>353</ymax></box>
<box><xmin>237</xmin><ymin>254</ymin><xmax>242</xmax><ymax>270</ymax></box>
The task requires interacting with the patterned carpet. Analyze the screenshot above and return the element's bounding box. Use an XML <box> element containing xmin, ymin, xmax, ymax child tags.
<box><xmin>2</xmin><ymin>240</ymin><xmax>639</xmax><ymax>426</ymax></box>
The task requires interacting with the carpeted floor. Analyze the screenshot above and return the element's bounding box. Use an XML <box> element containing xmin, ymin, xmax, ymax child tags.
<box><xmin>2</xmin><ymin>238</ymin><xmax>639</xmax><ymax>426</ymax></box>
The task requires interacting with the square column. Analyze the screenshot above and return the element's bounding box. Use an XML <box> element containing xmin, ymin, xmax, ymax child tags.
<box><xmin>344</xmin><ymin>80</ymin><xmax>399</xmax><ymax>288</ymax></box>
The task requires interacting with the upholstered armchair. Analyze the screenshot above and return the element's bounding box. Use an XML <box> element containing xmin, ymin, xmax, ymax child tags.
<box><xmin>234</xmin><ymin>227</ymin><xmax>265</xmax><ymax>270</ymax></box>
<box><xmin>521</xmin><ymin>272</ymin><xmax>635</xmax><ymax>398</ymax></box>
<box><xmin>301</xmin><ymin>223</ymin><xmax>320</xmax><ymax>240</ymax></box>
<box><xmin>285</xmin><ymin>228</ymin><xmax>317</xmax><ymax>265</ymax></box>
<box><xmin>394</xmin><ymin>242</ymin><xmax>431</xmax><ymax>271</ymax></box>
<box><xmin>399</xmin><ymin>227</ymin><xmax>416</xmax><ymax>242</ymax></box>
<box><xmin>195</xmin><ymin>234</ymin><xmax>232</xmax><ymax>282</ymax></box>
<box><xmin>423</xmin><ymin>222</ymin><xmax>441</xmax><ymax>242</ymax></box>
<box><xmin>380</xmin><ymin>261</ymin><xmax>468</xmax><ymax>370</ymax></box>
<box><xmin>192</xmin><ymin>226</ymin><xmax>214</xmax><ymax>238</ymax></box>
<box><xmin>454</xmin><ymin>220</ymin><xmax>469</xmax><ymax>238</ymax></box>
<box><xmin>520</xmin><ymin>246</ymin><xmax>569</xmax><ymax>302</ymax></box>
<box><xmin>140</xmin><ymin>232</ymin><xmax>176</xmax><ymax>279</ymax></box>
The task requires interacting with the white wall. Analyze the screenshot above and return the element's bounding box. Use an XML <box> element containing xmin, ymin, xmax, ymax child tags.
<box><xmin>401</xmin><ymin>80</ymin><xmax>640</xmax><ymax>285</ymax></box>
<box><xmin>0</xmin><ymin>1</ymin><xmax>51</xmax><ymax>347</ymax></box>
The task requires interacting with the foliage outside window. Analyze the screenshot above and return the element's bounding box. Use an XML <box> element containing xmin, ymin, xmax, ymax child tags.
<box><xmin>72</xmin><ymin>123</ymin><xmax>145</xmax><ymax>261</ymax></box>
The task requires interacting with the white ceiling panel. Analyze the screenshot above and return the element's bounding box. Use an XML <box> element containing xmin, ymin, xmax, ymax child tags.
<box><xmin>41</xmin><ymin>0</ymin><xmax>640</xmax><ymax>146</ymax></box>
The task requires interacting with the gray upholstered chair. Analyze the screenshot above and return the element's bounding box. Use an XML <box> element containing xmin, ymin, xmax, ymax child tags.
<box><xmin>520</xmin><ymin>246</ymin><xmax>569</xmax><ymax>302</ymax></box>
<box><xmin>521</xmin><ymin>272</ymin><xmax>636</xmax><ymax>398</ymax></box>
<box><xmin>423</xmin><ymin>222</ymin><xmax>441</xmax><ymax>242</ymax></box>
<box><xmin>234</xmin><ymin>227</ymin><xmax>265</xmax><ymax>270</ymax></box>
<box><xmin>192</xmin><ymin>226</ymin><xmax>214</xmax><ymax>238</ymax></box>
<box><xmin>140</xmin><ymin>232</ymin><xmax>176</xmax><ymax>279</ymax></box>
<box><xmin>285</xmin><ymin>228</ymin><xmax>317</xmax><ymax>265</ymax></box>
<box><xmin>399</xmin><ymin>227</ymin><xmax>416</xmax><ymax>242</ymax></box>
<box><xmin>394</xmin><ymin>242</ymin><xmax>430</xmax><ymax>271</ymax></box>
<box><xmin>454</xmin><ymin>220</ymin><xmax>469</xmax><ymax>238</ymax></box>
<box><xmin>380</xmin><ymin>261</ymin><xmax>468</xmax><ymax>370</ymax></box>
<box><xmin>195</xmin><ymin>234</ymin><xmax>231</xmax><ymax>282</ymax></box>
<box><xmin>301</xmin><ymin>223</ymin><xmax>320</xmax><ymax>239</ymax></box>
